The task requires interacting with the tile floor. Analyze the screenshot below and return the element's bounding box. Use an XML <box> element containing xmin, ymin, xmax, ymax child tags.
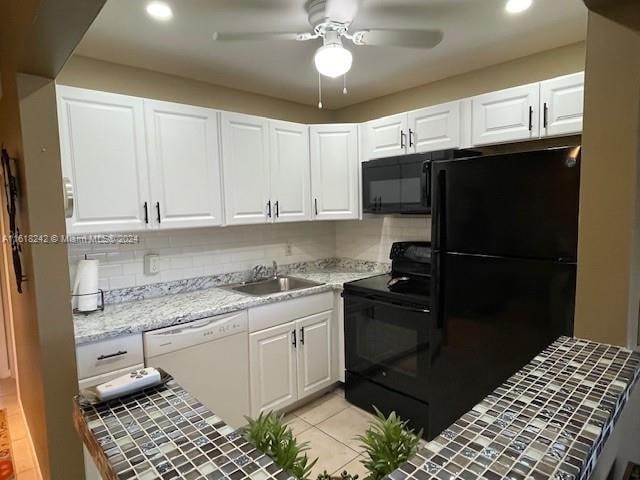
<box><xmin>0</xmin><ymin>377</ymin><xmax>40</xmax><ymax>480</ymax></box>
<box><xmin>284</xmin><ymin>387</ymin><xmax>377</xmax><ymax>479</ymax></box>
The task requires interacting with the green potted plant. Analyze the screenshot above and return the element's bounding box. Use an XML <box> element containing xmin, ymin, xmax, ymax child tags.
<box><xmin>244</xmin><ymin>411</ymin><xmax>318</xmax><ymax>480</ymax></box>
<box><xmin>316</xmin><ymin>470</ymin><xmax>360</xmax><ymax>480</ymax></box>
<box><xmin>357</xmin><ymin>408</ymin><xmax>422</xmax><ymax>480</ymax></box>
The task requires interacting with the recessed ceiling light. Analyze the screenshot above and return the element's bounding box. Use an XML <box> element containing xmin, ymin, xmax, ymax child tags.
<box><xmin>505</xmin><ymin>0</ymin><xmax>532</xmax><ymax>14</ymax></box>
<box><xmin>146</xmin><ymin>1</ymin><xmax>173</xmax><ymax>21</ymax></box>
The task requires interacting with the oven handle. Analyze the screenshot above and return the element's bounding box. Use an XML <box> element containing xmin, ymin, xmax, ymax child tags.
<box><xmin>356</xmin><ymin>295</ymin><xmax>430</xmax><ymax>315</ymax></box>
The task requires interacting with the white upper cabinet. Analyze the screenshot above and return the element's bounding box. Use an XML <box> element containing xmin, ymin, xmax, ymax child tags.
<box><xmin>540</xmin><ymin>72</ymin><xmax>585</xmax><ymax>138</ymax></box>
<box><xmin>472</xmin><ymin>83</ymin><xmax>540</xmax><ymax>146</ymax></box>
<box><xmin>269</xmin><ymin>121</ymin><xmax>311</xmax><ymax>223</ymax></box>
<box><xmin>409</xmin><ymin>101</ymin><xmax>462</xmax><ymax>153</ymax></box>
<box><xmin>310</xmin><ymin>124</ymin><xmax>359</xmax><ymax>221</ymax></box>
<box><xmin>57</xmin><ymin>86</ymin><xmax>150</xmax><ymax>233</ymax></box>
<box><xmin>362</xmin><ymin>113</ymin><xmax>408</xmax><ymax>160</ymax></box>
<box><xmin>145</xmin><ymin>100</ymin><xmax>223</xmax><ymax>229</ymax></box>
<box><xmin>220</xmin><ymin>112</ymin><xmax>271</xmax><ymax>225</ymax></box>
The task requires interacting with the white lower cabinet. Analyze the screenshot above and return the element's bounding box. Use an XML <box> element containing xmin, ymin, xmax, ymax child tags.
<box><xmin>297</xmin><ymin>311</ymin><xmax>333</xmax><ymax>398</ymax></box>
<box><xmin>249</xmin><ymin>321</ymin><xmax>298</xmax><ymax>414</ymax></box>
<box><xmin>248</xmin><ymin>294</ymin><xmax>335</xmax><ymax>416</ymax></box>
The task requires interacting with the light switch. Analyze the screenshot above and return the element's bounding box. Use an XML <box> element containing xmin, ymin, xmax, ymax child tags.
<box><xmin>144</xmin><ymin>254</ymin><xmax>160</xmax><ymax>275</ymax></box>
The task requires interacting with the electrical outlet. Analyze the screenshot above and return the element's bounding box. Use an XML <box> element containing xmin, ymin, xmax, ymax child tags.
<box><xmin>144</xmin><ymin>254</ymin><xmax>160</xmax><ymax>275</ymax></box>
<box><xmin>285</xmin><ymin>243</ymin><xmax>292</xmax><ymax>256</ymax></box>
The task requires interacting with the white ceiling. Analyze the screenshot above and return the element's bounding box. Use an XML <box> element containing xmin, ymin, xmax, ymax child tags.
<box><xmin>75</xmin><ymin>0</ymin><xmax>588</xmax><ymax>109</ymax></box>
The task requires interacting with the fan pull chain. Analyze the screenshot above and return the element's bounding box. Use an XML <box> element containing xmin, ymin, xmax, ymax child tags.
<box><xmin>318</xmin><ymin>72</ymin><xmax>323</xmax><ymax>109</ymax></box>
<box><xmin>343</xmin><ymin>74</ymin><xmax>348</xmax><ymax>95</ymax></box>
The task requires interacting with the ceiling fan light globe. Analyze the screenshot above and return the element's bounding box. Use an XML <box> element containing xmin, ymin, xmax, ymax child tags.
<box><xmin>505</xmin><ymin>0</ymin><xmax>532</xmax><ymax>14</ymax></box>
<box><xmin>314</xmin><ymin>44</ymin><xmax>353</xmax><ymax>78</ymax></box>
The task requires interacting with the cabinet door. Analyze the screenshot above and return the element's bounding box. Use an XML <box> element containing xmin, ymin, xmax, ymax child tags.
<box><xmin>540</xmin><ymin>72</ymin><xmax>584</xmax><ymax>138</ymax></box>
<box><xmin>297</xmin><ymin>310</ymin><xmax>334</xmax><ymax>399</ymax></box>
<box><xmin>249</xmin><ymin>321</ymin><xmax>297</xmax><ymax>416</ymax></box>
<box><xmin>56</xmin><ymin>85</ymin><xmax>150</xmax><ymax>233</ymax></box>
<box><xmin>145</xmin><ymin>100</ymin><xmax>223</xmax><ymax>229</ymax></box>
<box><xmin>408</xmin><ymin>101</ymin><xmax>461</xmax><ymax>153</ymax></box>
<box><xmin>221</xmin><ymin>112</ymin><xmax>270</xmax><ymax>225</ymax></box>
<box><xmin>362</xmin><ymin>113</ymin><xmax>408</xmax><ymax>160</ymax></box>
<box><xmin>472</xmin><ymin>83</ymin><xmax>540</xmax><ymax>146</ymax></box>
<box><xmin>310</xmin><ymin>124</ymin><xmax>359</xmax><ymax>221</ymax></box>
<box><xmin>269</xmin><ymin>120</ymin><xmax>311</xmax><ymax>223</ymax></box>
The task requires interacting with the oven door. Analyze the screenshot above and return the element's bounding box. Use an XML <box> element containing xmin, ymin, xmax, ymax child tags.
<box><xmin>344</xmin><ymin>292</ymin><xmax>430</xmax><ymax>401</ymax></box>
<box><xmin>362</xmin><ymin>154</ymin><xmax>430</xmax><ymax>214</ymax></box>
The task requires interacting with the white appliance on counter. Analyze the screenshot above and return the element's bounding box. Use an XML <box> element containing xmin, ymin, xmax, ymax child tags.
<box><xmin>143</xmin><ymin>310</ymin><xmax>250</xmax><ymax>429</ymax></box>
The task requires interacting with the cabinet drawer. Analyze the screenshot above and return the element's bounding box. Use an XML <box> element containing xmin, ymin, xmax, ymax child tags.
<box><xmin>76</xmin><ymin>334</ymin><xmax>144</xmax><ymax>380</ymax></box>
<box><xmin>249</xmin><ymin>292</ymin><xmax>333</xmax><ymax>333</ymax></box>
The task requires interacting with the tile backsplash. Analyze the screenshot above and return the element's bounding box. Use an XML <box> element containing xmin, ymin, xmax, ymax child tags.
<box><xmin>336</xmin><ymin>216</ymin><xmax>430</xmax><ymax>263</ymax></box>
<box><xmin>68</xmin><ymin>217</ymin><xmax>430</xmax><ymax>291</ymax></box>
<box><xmin>68</xmin><ymin>222</ymin><xmax>336</xmax><ymax>291</ymax></box>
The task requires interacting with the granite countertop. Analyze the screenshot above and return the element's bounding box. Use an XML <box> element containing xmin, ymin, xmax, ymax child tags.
<box><xmin>74</xmin><ymin>336</ymin><xmax>640</xmax><ymax>480</ymax></box>
<box><xmin>73</xmin><ymin>269</ymin><xmax>380</xmax><ymax>345</ymax></box>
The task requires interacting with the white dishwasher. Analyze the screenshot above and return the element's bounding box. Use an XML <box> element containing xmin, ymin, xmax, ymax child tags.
<box><xmin>143</xmin><ymin>309</ymin><xmax>250</xmax><ymax>429</ymax></box>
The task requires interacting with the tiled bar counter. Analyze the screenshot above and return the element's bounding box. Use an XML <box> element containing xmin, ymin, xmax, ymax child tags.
<box><xmin>74</xmin><ymin>337</ymin><xmax>640</xmax><ymax>480</ymax></box>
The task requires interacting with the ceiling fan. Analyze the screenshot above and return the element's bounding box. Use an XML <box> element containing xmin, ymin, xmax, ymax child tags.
<box><xmin>212</xmin><ymin>0</ymin><xmax>444</xmax><ymax>81</ymax></box>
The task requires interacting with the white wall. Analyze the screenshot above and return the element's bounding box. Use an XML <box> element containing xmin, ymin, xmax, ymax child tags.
<box><xmin>336</xmin><ymin>217</ymin><xmax>430</xmax><ymax>263</ymax></box>
<box><xmin>68</xmin><ymin>222</ymin><xmax>336</xmax><ymax>291</ymax></box>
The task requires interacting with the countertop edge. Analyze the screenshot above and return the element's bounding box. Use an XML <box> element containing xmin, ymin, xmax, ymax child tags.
<box><xmin>73</xmin><ymin>280</ymin><xmax>350</xmax><ymax>346</ymax></box>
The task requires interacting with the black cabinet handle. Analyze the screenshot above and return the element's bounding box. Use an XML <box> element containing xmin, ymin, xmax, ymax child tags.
<box><xmin>97</xmin><ymin>350</ymin><xmax>127</xmax><ymax>361</ymax></box>
<box><xmin>314</xmin><ymin>198</ymin><xmax>318</xmax><ymax>216</ymax></box>
<box><xmin>275</xmin><ymin>201</ymin><xmax>279</xmax><ymax>218</ymax></box>
<box><xmin>543</xmin><ymin>102</ymin><xmax>549</xmax><ymax>128</ymax></box>
<box><xmin>400</xmin><ymin>130</ymin><xmax>406</xmax><ymax>149</ymax></box>
<box><xmin>291</xmin><ymin>330</ymin><xmax>297</xmax><ymax>348</ymax></box>
<box><xmin>528</xmin><ymin>106</ymin><xmax>534</xmax><ymax>132</ymax></box>
<box><xmin>409</xmin><ymin>128</ymin><xmax>414</xmax><ymax>148</ymax></box>
<box><xmin>144</xmin><ymin>202</ymin><xmax>148</xmax><ymax>224</ymax></box>
<box><xmin>266</xmin><ymin>200</ymin><xmax>272</xmax><ymax>218</ymax></box>
<box><xmin>300</xmin><ymin>327</ymin><xmax>305</xmax><ymax>345</ymax></box>
<box><xmin>155</xmin><ymin>202</ymin><xmax>161</xmax><ymax>224</ymax></box>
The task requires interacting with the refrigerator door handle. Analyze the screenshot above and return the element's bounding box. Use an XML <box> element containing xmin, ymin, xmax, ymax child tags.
<box><xmin>433</xmin><ymin>169</ymin><xmax>447</xmax><ymax>329</ymax></box>
<box><xmin>433</xmin><ymin>169</ymin><xmax>447</xmax><ymax>251</ymax></box>
<box><xmin>422</xmin><ymin>161</ymin><xmax>432</xmax><ymax>210</ymax></box>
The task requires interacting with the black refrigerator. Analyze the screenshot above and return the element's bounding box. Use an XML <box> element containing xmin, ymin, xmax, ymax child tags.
<box><xmin>427</xmin><ymin>146</ymin><xmax>581</xmax><ymax>436</ymax></box>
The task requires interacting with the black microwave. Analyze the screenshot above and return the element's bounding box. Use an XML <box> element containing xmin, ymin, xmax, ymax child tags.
<box><xmin>362</xmin><ymin>149</ymin><xmax>481</xmax><ymax>215</ymax></box>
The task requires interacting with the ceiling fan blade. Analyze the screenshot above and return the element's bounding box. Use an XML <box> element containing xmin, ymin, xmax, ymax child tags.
<box><xmin>351</xmin><ymin>29</ymin><xmax>444</xmax><ymax>49</ymax></box>
<box><xmin>212</xmin><ymin>32</ymin><xmax>315</xmax><ymax>42</ymax></box>
<box><xmin>324</xmin><ymin>0</ymin><xmax>362</xmax><ymax>23</ymax></box>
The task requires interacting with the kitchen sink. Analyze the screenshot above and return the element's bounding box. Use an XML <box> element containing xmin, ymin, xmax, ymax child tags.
<box><xmin>226</xmin><ymin>276</ymin><xmax>324</xmax><ymax>296</ymax></box>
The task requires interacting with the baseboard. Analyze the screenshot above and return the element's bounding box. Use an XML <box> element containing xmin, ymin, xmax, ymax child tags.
<box><xmin>19</xmin><ymin>396</ymin><xmax>44</xmax><ymax>480</ymax></box>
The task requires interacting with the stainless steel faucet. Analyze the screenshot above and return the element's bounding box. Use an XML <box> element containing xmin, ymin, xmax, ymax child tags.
<box><xmin>251</xmin><ymin>264</ymin><xmax>267</xmax><ymax>281</ymax></box>
<box><xmin>272</xmin><ymin>260</ymin><xmax>278</xmax><ymax>278</ymax></box>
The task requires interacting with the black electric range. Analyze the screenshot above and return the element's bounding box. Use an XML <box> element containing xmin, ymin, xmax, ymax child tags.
<box><xmin>343</xmin><ymin>241</ymin><xmax>434</xmax><ymax>438</ymax></box>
